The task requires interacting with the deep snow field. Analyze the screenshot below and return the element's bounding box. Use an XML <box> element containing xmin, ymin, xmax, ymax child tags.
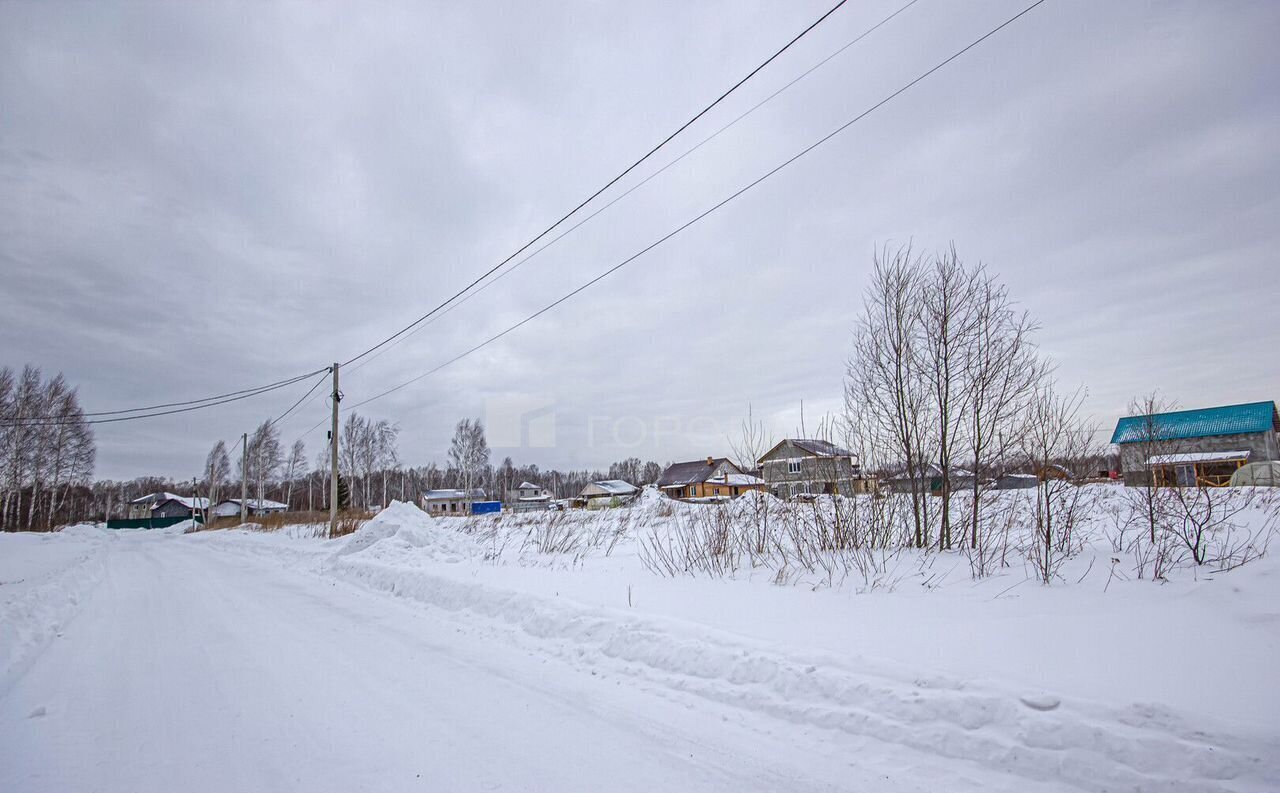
<box><xmin>2</xmin><ymin>487</ymin><xmax>1278</xmax><ymax>792</ymax></box>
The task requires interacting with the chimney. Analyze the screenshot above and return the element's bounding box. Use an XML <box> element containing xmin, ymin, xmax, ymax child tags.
<box><xmin>707</xmin><ymin>456</ymin><xmax>715</xmax><ymax>466</ymax></box>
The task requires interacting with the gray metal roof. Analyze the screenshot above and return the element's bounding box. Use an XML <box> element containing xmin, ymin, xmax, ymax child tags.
<box><xmin>656</xmin><ymin>458</ymin><xmax>736</xmax><ymax>487</ymax></box>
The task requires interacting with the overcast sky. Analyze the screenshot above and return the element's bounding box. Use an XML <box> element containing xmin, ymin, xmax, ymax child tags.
<box><xmin>2</xmin><ymin>0</ymin><xmax>1277</xmax><ymax>480</ymax></box>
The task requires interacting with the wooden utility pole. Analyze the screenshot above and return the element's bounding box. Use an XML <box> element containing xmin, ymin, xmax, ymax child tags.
<box><xmin>240</xmin><ymin>432</ymin><xmax>248</xmax><ymax>525</ymax></box>
<box><xmin>329</xmin><ymin>363</ymin><xmax>340</xmax><ymax>538</ymax></box>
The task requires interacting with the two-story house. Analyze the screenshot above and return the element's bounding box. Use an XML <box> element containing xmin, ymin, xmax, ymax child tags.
<box><xmin>757</xmin><ymin>439</ymin><xmax>871</xmax><ymax>498</ymax></box>
<box><xmin>1111</xmin><ymin>400</ymin><xmax>1280</xmax><ymax>487</ymax></box>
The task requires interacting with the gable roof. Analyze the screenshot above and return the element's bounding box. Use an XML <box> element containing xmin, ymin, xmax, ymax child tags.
<box><xmin>1110</xmin><ymin>401</ymin><xmax>1279</xmax><ymax>444</ymax></box>
<box><xmin>884</xmin><ymin>463</ymin><xmax>975</xmax><ymax>480</ymax></box>
<box><xmin>130</xmin><ymin>492</ymin><xmax>209</xmax><ymax>510</ymax></box>
<box><xmin>216</xmin><ymin>498</ymin><xmax>287</xmax><ymax>510</ymax></box>
<box><xmin>656</xmin><ymin>458</ymin><xmax>739</xmax><ymax>487</ymax></box>
<box><xmin>583</xmin><ymin>480</ymin><xmax>638</xmax><ymax>496</ymax></box>
<box><xmin>758</xmin><ymin>439</ymin><xmax>855</xmax><ymax>462</ymax></box>
<box><xmin>422</xmin><ymin>488</ymin><xmax>485</xmax><ymax>501</ymax></box>
<box><xmin>517</xmin><ymin>481</ymin><xmax>541</xmax><ymax>490</ymax></box>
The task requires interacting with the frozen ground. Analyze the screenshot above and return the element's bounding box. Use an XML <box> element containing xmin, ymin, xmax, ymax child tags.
<box><xmin>1</xmin><ymin>493</ymin><xmax>1278</xmax><ymax>792</ymax></box>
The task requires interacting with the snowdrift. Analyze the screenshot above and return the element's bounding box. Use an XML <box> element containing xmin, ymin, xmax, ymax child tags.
<box><xmin>0</xmin><ymin>526</ymin><xmax>110</xmax><ymax>693</ymax></box>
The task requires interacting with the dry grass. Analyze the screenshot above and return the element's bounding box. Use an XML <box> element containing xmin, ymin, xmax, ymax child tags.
<box><xmin>200</xmin><ymin>510</ymin><xmax>372</xmax><ymax>536</ymax></box>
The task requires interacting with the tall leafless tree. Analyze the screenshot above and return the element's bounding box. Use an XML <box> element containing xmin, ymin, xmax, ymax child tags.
<box><xmin>283</xmin><ymin>439</ymin><xmax>307</xmax><ymax>510</ymax></box>
<box><xmin>448</xmin><ymin>418</ymin><xmax>489</xmax><ymax>505</ymax></box>
<box><xmin>846</xmin><ymin>244</ymin><xmax>935</xmax><ymax>547</ymax></box>
<box><xmin>0</xmin><ymin>365</ymin><xmax>95</xmax><ymax>531</ymax></box>
<box><xmin>205</xmin><ymin>440</ymin><xmax>231</xmax><ymax>514</ymax></box>
<box><xmin>245</xmin><ymin>420</ymin><xmax>282</xmax><ymax>507</ymax></box>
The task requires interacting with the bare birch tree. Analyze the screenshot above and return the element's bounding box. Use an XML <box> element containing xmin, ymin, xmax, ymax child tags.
<box><xmin>283</xmin><ymin>439</ymin><xmax>307</xmax><ymax>510</ymax></box>
<box><xmin>205</xmin><ymin>440</ymin><xmax>232</xmax><ymax>514</ymax></box>
<box><xmin>448</xmin><ymin>418</ymin><xmax>489</xmax><ymax>507</ymax></box>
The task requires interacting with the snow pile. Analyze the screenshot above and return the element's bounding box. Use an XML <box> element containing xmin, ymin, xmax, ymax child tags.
<box><xmin>0</xmin><ymin>527</ymin><xmax>110</xmax><ymax>692</ymax></box>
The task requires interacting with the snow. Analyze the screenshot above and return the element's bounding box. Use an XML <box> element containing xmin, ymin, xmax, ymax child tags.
<box><xmin>711</xmin><ymin>472</ymin><xmax>766</xmax><ymax>486</ymax></box>
<box><xmin>1</xmin><ymin>493</ymin><xmax>1278</xmax><ymax>792</ymax></box>
<box><xmin>1147</xmin><ymin>450</ymin><xmax>1251</xmax><ymax>464</ymax></box>
<box><xmin>129</xmin><ymin>492</ymin><xmax>209</xmax><ymax>510</ymax></box>
<box><xmin>591</xmin><ymin>479</ymin><xmax>639</xmax><ymax>494</ymax></box>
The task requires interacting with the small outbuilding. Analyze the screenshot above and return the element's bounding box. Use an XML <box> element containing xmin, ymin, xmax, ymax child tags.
<box><xmin>579</xmin><ymin>480</ymin><xmax>638</xmax><ymax>506</ymax></box>
<box><xmin>1230</xmin><ymin>461</ymin><xmax>1280</xmax><ymax>487</ymax></box>
<box><xmin>211</xmin><ymin>498</ymin><xmax>288</xmax><ymax>518</ymax></box>
<box><xmin>421</xmin><ymin>488</ymin><xmax>486</xmax><ymax>516</ymax></box>
<box><xmin>506</xmin><ymin>481</ymin><xmax>553</xmax><ymax>512</ymax></box>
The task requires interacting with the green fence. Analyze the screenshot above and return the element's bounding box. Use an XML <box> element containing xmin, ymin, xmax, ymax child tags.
<box><xmin>105</xmin><ymin>515</ymin><xmax>204</xmax><ymax>530</ymax></box>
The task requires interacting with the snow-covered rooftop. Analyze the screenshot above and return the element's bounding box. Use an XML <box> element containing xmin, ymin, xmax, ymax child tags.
<box><xmin>217</xmin><ymin>498</ymin><xmax>287</xmax><ymax>510</ymax></box>
<box><xmin>711</xmin><ymin>473</ymin><xmax>765</xmax><ymax>487</ymax></box>
<box><xmin>588</xmin><ymin>480</ymin><xmax>638</xmax><ymax>495</ymax></box>
<box><xmin>1146</xmin><ymin>450</ymin><xmax>1251</xmax><ymax>465</ymax></box>
<box><xmin>423</xmin><ymin>489</ymin><xmax>485</xmax><ymax>501</ymax></box>
<box><xmin>130</xmin><ymin>492</ymin><xmax>210</xmax><ymax>510</ymax></box>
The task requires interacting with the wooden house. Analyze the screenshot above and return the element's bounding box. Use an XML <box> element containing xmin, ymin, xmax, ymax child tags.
<box><xmin>656</xmin><ymin>457</ymin><xmax>765</xmax><ymax>500</ymax></box>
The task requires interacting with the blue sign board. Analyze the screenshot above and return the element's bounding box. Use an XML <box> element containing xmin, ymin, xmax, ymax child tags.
<box><xmin>470</xmin><ymin>501</ymin><xmax>502</xmax><ymax>515</ymax></box>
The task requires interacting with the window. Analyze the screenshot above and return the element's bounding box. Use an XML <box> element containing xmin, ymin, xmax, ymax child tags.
<box><xmin>788</xmin><ymin>459</ymin><xmax>802</xmax><ymax>475</ymax></box>
<box><xmin>714</xmin><ymin>488</ymin><xmax>722</xmax><ymax>496</ymax></box>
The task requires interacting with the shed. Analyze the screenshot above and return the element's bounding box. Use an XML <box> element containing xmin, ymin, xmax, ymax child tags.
<box><xmin>421</xmin><ymin>488</ymin><xmax>486</xmax><ymax>516</ymax></box>
<box><xmin>579</xmin><ymin>480</ymin><xmax>638</xmax><ymax>505</ymax></box>
<box><xmin>211</xmin><ymin>498</ymin><xmax>288</xmax><ymax>518</ymax></box>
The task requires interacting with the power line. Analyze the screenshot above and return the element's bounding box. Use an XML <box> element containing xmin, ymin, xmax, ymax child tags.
<box><xmin>0</xmin><ymin>0</ymin><xmax>864</xmax><ymax>432</ymax></box>
<box><xmin>343</xmin><ymin>0</ymin><xmax>925</xmax><ymax>377</ymax></box>
<box><xmin>1</xmin><ymin>368</ymin><xmax>330</xmax><ymax>428</ymax></box>
<box><xmin>268</xmin><ymin>369</ymin><xmax>333</xmax><ymax>429</ymax></box>
<box><xmin>338</xmin><ymin>0</ymin><xmax>855</xmax><ymax>369</ymax></box>
<box><xmin>342</xmin><ymin>0</ymin><xmax>1050</xmax><ymax>414</ymax></box>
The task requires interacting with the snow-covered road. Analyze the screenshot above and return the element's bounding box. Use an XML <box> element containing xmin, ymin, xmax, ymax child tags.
<box><xmin>2</xmin><ymin>523</ymin><xmax>1277</xmax><ymax>793</ymax></box>
<box><xmin>0</xmin><ymin>530</ymin><xmax>1016</xmax><ymax>793</ymax></box>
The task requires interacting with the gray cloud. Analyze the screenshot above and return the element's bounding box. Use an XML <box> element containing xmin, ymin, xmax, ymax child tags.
<box><xmin>2</xmin><ymin>0</ymin><xmax>1277</xmax><ymax>479</ymax></box>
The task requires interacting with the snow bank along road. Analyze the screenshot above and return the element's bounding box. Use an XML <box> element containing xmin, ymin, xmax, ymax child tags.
<box><xmin>1</xmin><ymin>525</ymin><xmax>1277</xmax><ymax>792</ymax></box>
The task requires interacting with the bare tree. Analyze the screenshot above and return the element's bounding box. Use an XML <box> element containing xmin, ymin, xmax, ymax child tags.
<box><xmin>448</xmin><ymin>418</ymin><xmax>490</xmax><ymax>507</ymax></box>
<box><xmin>920</xmin><ymin>246</ymin><xmax>982</xmax><ymax>549</ymax></box>
<box><xmin>283</xmin><ymin>439</ymin><xmax>307</xmax><ymax>510</ymax></box>
<box><xmin>1021</xmin><ymin>381</ymin><xmax>1093</xmax><ymax>584</ymax></box>
<box><xmin>205</xmin><ymin>440</ymin><xmax>232</xmax><ymax>514</ymax></box>
<box><xmin>728</xmin><ymin>404</ymin><xmax>774</xmax><ymax>474</ymax></box>
<box><xmin>245</xmin><ymin>420</ymin><xmax>282</xmax><ymax>507</ymax></box>
<box><xmin>846</xmin><ymin>244</ymin><xmax>935</xmax><ymax>547</ymax></box>
<box><xmin>0</xmin><ymin>366</ymin><xmax>96</xmax><ymax>530</ymax></box>
<box><xmin>961</xmin><ymin>274</ymin><xmax>1041</xmax><ymax>550</ymax></box>
<box><xmin>1121</xmin><ymin>392</ymin><xmax>1181</xmax><ymax>546</ymax></box>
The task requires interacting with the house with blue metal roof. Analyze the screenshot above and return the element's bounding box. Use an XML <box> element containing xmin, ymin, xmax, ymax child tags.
<box><xmin>1111</xmin><ymin>401</ymin><xmax>1280</xmax><ymax>486</ymax></box>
